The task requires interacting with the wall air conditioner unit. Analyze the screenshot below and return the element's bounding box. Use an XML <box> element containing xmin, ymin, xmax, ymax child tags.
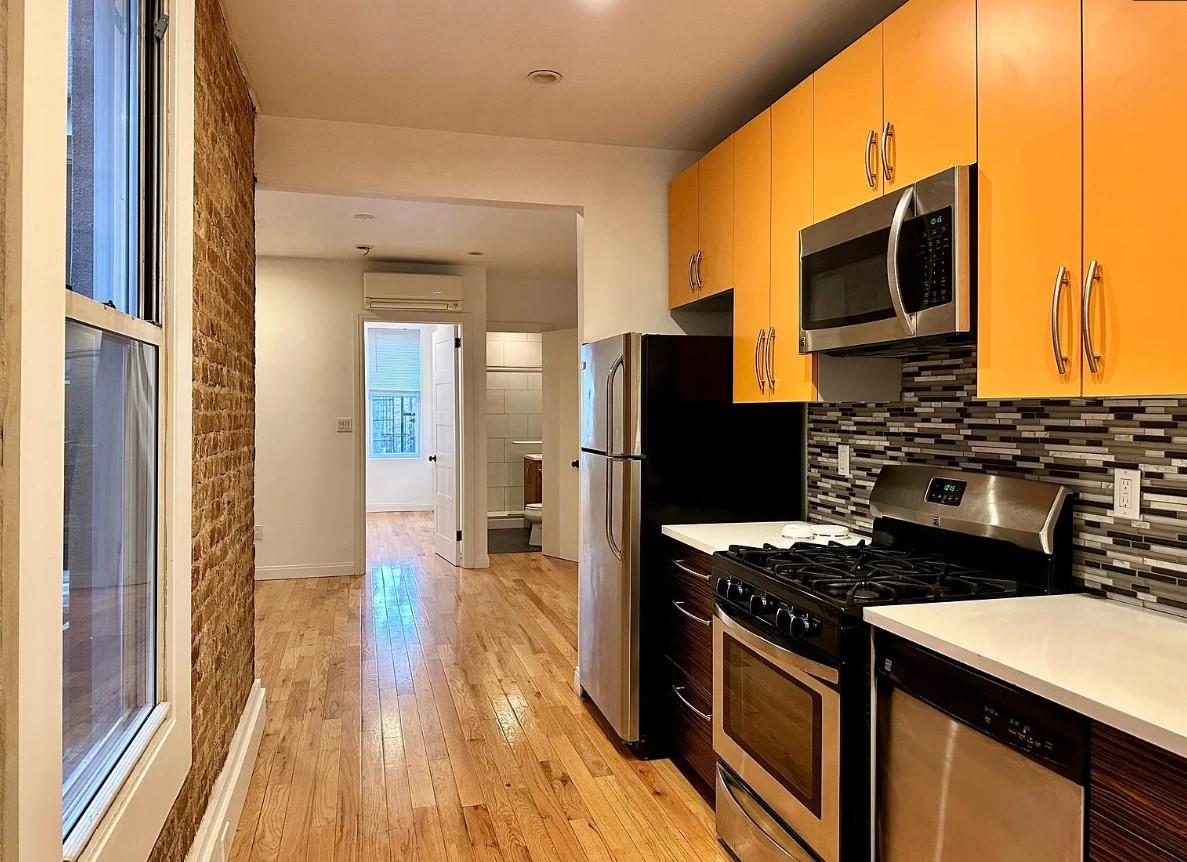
<box><xmin>363</xmin><ymin>272</ymin><xmax>464</xmax><ymax>312</ymax></box>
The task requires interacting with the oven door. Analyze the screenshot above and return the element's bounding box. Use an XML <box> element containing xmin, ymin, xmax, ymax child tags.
<box><xmin>713</xmin><ymin>606</ymin><xmax>842</xmax><ymax>862</ymax></box>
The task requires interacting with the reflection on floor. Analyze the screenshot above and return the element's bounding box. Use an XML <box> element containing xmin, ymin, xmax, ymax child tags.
<box><xmin>487</xmin><ymin>526</ymin><xmax>536</xmax><ymax>555</ymax></box>
<box><xmin>230</xmin><ymin>511</ymin><xmax>724</xmax><ymax>861</ymax></box>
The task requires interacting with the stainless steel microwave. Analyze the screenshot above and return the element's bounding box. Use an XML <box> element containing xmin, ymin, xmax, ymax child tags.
<box><xmin>798</xmin><ymin>165</ymin><xmax>971</xmax><ymax>353</ymax></box>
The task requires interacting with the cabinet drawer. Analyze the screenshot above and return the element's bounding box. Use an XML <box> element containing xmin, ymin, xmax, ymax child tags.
<box><xmin>666</xmin><ymin>660</ymin><xmax>715</xmax><ymax>795</ymax></box>
<box><xmin>1090</xmin><ymin>723</ymin><xmax>1187</xmax><ymax>859</ymax></box>
<box><xmin>664</xmin><ymin>594</ymin><xmax>713</xmax><ymax>689</ymax></box>
<box><xmin>1089</xmin><ymin>810</ymin><xmax>1185</xmax><ymax>862</ymax></box>
<box><xmin>663</xmin><ymin>545</ymin><xmax>715</xmax><ymax>617</ymax></box>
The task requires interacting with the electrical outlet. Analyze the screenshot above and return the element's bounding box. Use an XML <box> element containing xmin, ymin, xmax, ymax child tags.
<box><xmin>1113</xmin><ymin>468</ymin><xmax>1141</xmax><ymax>519</ymax></box>
<box><xmin>336</xmin><ymin>417</ymin><xmax>353</xmax><ymax>433</ymax></box>
<box><xmin>838</xmin><ymin>443</ymin><xmax>851</xmax><ymax>478</ymax></box>
<box><xmin>254</xmin><ymin>524</ymin><xmax>264</xmax><ymax>543</ymax></box>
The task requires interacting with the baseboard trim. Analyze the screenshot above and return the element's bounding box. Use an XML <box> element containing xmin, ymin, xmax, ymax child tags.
<box><xmin>186</xmin><ymin>679</ymin><xmax>266</xmax><ymax>862</ymax></box>
<box><xmin>254</xmin><ymin>562</ymin><xmax>358</xmax><ymax>580</ymax></box>
<box><xmin>366</xmin><ymin>502</ymin><xmax>432</xmax><ymax>513</ymax></box>
<box><xmin>475</xmin><ymin>554</ymin><xmax>491</xmax><ymax>569</ymax></box>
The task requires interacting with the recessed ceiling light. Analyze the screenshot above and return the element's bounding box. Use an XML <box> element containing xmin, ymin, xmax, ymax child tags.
<box><xmin>526</xmin><ymin>69</ymin><xmax>563</xmax><ymax>85</ymax></box>
<box><xmin>352</xmin><ymin>212</ymin><xmax>376</xmax><ymax>221</ymax></box>
<box><xmin>467</xmin><ymin>251</ymin><xmax>484</xmax><ymax>256</ymax></box>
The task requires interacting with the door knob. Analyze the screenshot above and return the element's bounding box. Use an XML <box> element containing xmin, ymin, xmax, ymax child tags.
<box><xmin>429</xmin><ymin>455</ymin><xmax>437</xmax><ymax>462</ymax></box>
<box><xmin>571</xmin><ymin>459</ymin><xmax>579</xmax><ymax>468</ymax></box>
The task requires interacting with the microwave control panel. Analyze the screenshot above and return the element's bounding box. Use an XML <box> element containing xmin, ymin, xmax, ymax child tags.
<box><xmin>907</xmin><ymin>206</ymin><xmax>953</xmax><ymax>311</ymax></box>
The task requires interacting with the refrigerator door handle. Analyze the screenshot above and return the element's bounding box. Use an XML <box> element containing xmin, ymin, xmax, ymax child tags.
<box><xmin>604</xmin><ymin>354</ymin><xmax>626</xmax><ymax>457</ymax></box>
<box><xmin>605</xmin><ymin>458</ymin><xmax>623</xmax><ymax>560</ymax></box>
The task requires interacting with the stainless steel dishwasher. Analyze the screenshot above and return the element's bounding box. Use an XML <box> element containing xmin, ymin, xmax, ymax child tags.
<box><xmin>873</xmin><ymin>633</ymin><xmax>1088</xmax><ymax>862</ymax></box>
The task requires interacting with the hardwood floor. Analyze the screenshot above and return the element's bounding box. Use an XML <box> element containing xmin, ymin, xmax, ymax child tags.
<box><xmin>230</xmin><ymin>511</ymin><xmax>725</xmax><ymax>861</ymax></box>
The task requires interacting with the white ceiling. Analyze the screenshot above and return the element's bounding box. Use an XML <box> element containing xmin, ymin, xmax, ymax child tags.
<box><xmin>255</xmin><ymin>190</ymin><xmax>579</xmax><ymax>279</ymax></box>
<box><xmin>222</xmin><ymin>0</ymin><xmax>904</xmax><ymax>151</ymax></box>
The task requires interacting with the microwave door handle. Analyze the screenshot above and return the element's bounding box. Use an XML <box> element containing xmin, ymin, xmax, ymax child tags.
<box><xmin>886</xmin><ymin>185</ymin><xmax>917</xmax><ymax>336</ymax></box>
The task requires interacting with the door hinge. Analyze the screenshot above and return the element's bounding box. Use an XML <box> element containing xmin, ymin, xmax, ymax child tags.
<box><xmin>153</xmin><ymin>14</ymin><xmax>170</xmax><ymax>40</ymax></box>
<box><xmin>456</xmin><ymin>530</ymin><xmax>463</xmax><ymax>542</ymax></box>
<box><xmin>454</xmin><ymin>336</ymin><xmax>462</xmax><ymax>349</ymax></box>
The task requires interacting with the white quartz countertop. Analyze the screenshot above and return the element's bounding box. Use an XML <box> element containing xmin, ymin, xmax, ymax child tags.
<box><xmin>865</xmin><ymin>594</ymin><xmax>1187</xmax><ymax>759</ymax></box>
<box><xmin>661</xmin><ymin>521</ymin><xmax>865</xmax><ymax>555</ymax></box>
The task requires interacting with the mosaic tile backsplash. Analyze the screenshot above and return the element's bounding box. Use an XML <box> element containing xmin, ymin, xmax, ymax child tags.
<box><xmin>806</xmin><ymin>346</ymin><xmax>1187</xmax><ymax>619</ymax></box>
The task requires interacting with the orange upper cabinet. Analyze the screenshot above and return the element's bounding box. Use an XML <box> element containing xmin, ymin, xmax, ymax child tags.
<box><xmin>697</xmin><ymin>136</ymin><xmax>735</xmax><ymax>298</ymax></box>
<box><xmin>813</xmin><ymin>25</ymin><xmax>883</xmax><ymax>221</ymax></box>
<box><xmin>976</xmin><ymin>0</ymin><xmax>1082</xmax><ymax>398</ymax></box>
<box><xmin>882</xmin><ymin>0</ymin><xmax>976</xmax><ymax>191</ymax></box>
<box><xmin>732</xmin><ymin>111</ymin><xmax>772</xmax><ymax>403</ymax></box>
<box><xmin>770</xmin><ymin>81</ymin><xmax>817</xmax><ymax>403</ymax></box>
<box><xmin>1082</xmin><ymin>0</ymin><xmax>1187</xmax><ymax>397</ymax></box>
<box><xmin>668</xmin><ymin>163</ymin><xmax>700</xmax><ymax>309</ymax></box>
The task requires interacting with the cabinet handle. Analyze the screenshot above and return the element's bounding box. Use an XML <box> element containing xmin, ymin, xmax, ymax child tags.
<box><xmin>755</xmin><ymin>328</ymin><xmax>767</xmax><ymax>393</ymax></box>
<box><xmin>864</xmin><ymin>129</ymin><xmax>878</xmax><ymax>189</ymax></box>
<box><xmin>672</xmin><ymin>684</ymin><xmax>711</xmax><ymax>723</ymax></box>
<box><xmin>765</xmin><ymin>326</ymin><xmax>776</xmax><ymax>392</ymax></box>
<box><xmin>672</xmin><ymin>559</ymin><xmax>711</xmax><ymax>581</ymax></box>
<box><xmin>881</xmin><ymin>121</ymin><xmax>895</xmax><ymax>184</ymax></box>
<box><xmin>671</xmin><ymin>599</ymin><xmax>712</xmax><ymax>627</ymax></box>
<box><xmin>1082</xmin><ymin>259</ymin><xmax>1102</xmax><ymax>374</ymax></box>
<box><xmin>1049</xmin><ymin>265</ymin><xmax>1070</xmax><ymax>376</ymax></box>
<box><xmin>687</xmin><ymin>253</ymin><xmax>696</xmax><ymax>292</ymax></box>
<box><xmin>694</xmin><ymin>250</ymin><xmax>704</xmax><ymax>290</ymax></box>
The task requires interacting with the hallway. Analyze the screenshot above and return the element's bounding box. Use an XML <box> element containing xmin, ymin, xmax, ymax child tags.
<box><xmin>230</xmin><ymin>512</ymin><xmax>725</xmax><ymax>861</ymax></box>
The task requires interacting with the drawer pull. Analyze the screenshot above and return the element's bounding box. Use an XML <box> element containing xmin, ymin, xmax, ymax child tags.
<box><xmin>672</xmin><ymin>684</ymin><xmax>711</xmax><ymax>723</ymax></box>
<box><xmin>672</xmin><ymin>559</ymin><xmax>711</xmax><ymax>581</ymax></box>
<box><xmin>672</xmin><ymin>600</ymin><xmax>712</xmax><ymax>627</ymax></box>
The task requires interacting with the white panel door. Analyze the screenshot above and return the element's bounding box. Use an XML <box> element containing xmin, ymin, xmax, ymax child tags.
<box><xmin>431</xmin><ymin>325</ymin><xmax>462</xmax><ymax>565</ymax></box>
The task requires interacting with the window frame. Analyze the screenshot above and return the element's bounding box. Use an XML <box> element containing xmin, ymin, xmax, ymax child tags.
<box><xmin>10</xmin><ymin>1</ymin><xmax>195</xmax><ymax>860</ymax></box>
<box><xmin>367</xmin><ymin>387</ymin><xmax>422</xmax><ymax>459</ymax></box>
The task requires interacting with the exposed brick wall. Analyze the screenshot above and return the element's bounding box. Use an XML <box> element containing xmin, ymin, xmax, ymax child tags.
<box><xmin>149</xmin><ymin>0</ymin><xmax>256</xmax><ymax>857</ymax></box>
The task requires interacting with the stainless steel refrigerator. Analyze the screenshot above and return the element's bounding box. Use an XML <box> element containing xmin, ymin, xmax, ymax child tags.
<box><xmin>578</xmin><ymin>333</ymin><xmax>805</xmax><ymax>745</ymax></box>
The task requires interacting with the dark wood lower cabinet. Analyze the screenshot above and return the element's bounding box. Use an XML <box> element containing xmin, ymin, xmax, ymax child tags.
<box><xmin>1089</xmin><ymin>723</ymin><xmax>1187</xmax><ymax>861</ymax></box>
<box><xmin>648</xmin><ymin>539</ymin><xmax>717</xmax><ymax>801</ymax></box>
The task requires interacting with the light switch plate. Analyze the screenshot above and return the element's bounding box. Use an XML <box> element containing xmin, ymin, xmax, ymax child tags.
<box><xmin>838</xmin><ymin>444</ymin><xmax>851</xmax><ymax>478</ymax></box>
<box><xmin>336</xmin><ymin>417</ymin><xmax>353</xmax><ymax>433</ymax></box>
<box><xmin>254</xmin><ymin>524</ymin><xmax>263</xmax><ymax>543</ymax></box>
<box><xmin>1113</xmin><ymin>468</ymin><xmax>1141</xmax><ymax>519</ymax></box>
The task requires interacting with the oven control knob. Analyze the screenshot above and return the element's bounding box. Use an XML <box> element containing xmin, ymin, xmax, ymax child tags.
<box><xmin>774</xmin><ymin>605</ymin><xmax>793</xmax><ymax>633</ymax></box>
<box><xmin>749</xmin><ymin>593</ymin><xmax>775</xmax><ymax>617</ymax></box>
<box><xmin>728</xmin><ymin>580</ymin><xmax>752</xmax><ymax>602</ymax></box>
<box><xmin>791</xmin><ymin>612</ymin><xmax>821</xmax><ymax>638</ymax></box>
<box><xmin>715</xmin><ymin>577</ymin><xmax>731</xmax><ymax>598</ymax></box>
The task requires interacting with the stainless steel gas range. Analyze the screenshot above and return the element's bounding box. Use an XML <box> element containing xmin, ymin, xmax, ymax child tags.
<box><xmin>710</xmin><ymin>465</ymin><xmax>1074</xmax><ymax>862</ymax></box>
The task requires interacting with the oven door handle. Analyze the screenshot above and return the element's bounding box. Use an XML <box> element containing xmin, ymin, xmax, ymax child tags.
<box><xmin>715</xmin><ymin>605</ymin><xmax>840</xmax><ymax>686</ymax></box>
<box><xmin>718</xmin><ymin>767</ymin><xmax>816</xmax><ymax>862</ymax></box>
<box><xmin>886</xmin><ymin>185</ymin><xmax>917</xmax><ymax>338</ymax></box>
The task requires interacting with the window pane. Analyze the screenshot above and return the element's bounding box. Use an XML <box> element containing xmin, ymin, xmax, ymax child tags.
<box><xmin>63</xmin><ymin>320</ymin><xmax>157</xmax><ymax>836</ymax></box>
<box><xmin>67</xmin><ymin>0</ymin><xmax>142</xmax><ymax>316</ymax></box>
<box><xmin>370</xmin><ymin>391</ymin><xmax>420</xmax><ymax>456</ymax></box>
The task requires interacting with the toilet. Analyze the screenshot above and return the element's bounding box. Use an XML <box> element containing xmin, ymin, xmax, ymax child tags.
<box><xmin>524</xmin><ymin>502</ymin><xmax>543</xmax><ymax>547</ymax></box>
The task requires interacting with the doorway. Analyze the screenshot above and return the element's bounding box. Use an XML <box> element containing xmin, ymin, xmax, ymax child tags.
<box><xmin>360</xmin><ymin>319</ymin><xmax>464</xmax><ymax>567</ymax></box>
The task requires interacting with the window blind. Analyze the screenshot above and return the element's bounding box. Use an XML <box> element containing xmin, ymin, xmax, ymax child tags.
<box><xmin>368</xmin><ymin>327</ymin><xmax>421</xmax><ymax>391</ymax></box>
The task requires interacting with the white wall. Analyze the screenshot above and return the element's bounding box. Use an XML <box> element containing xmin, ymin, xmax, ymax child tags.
<box><xmin>256</xmin><ymin>256</ymin><xmax>490</xmax><ymax>577</ymax></box>
<box><xmin>487</xmin><ymin>271</ymin><xmax>578</xmax><ymax>331</ymax></box>
<box><xmin>486</xmin><ymin>332</ymin><xmax>542</xmax><ymax>516</ymax></box>
<box><xmin>364</xmin><ymin>323</ymin><xmax>434</xmax><ymax>512</ymax></box>
<box><xmin>255</xmin><ymin>116</ymin><xmax>702</xmax><ymax>343</ymax></box>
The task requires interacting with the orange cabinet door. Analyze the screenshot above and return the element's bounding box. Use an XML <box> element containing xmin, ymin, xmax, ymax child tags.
<box><xmin>668</xmin><ymin>162</ymin><xmax>700</xmax><ymax>309</ymax></box>
<box><xmin>697</xmin><ymin>136</ymin><xmax>735</xmax><ymax>298</ymax></box>
<box><xmin>882</xmin><ymin>0</ymin><xmax>976</xmax><ymax>191</ymax></box>
<box><xmin>813</xmin><ymin>25</ymin><xmax>883</xmax><ymax>221</ymax></box>
<box><xmin>976</xmin><ymin>0</ymin><xmax>1082</xmax><ymax>398</ymax></box>
<box><xmin>732</xmin><ymin>111</ymin><xmax>772</xmax><ymax>403</ymax></box>
<box><xmin>770</xmin><ymin>81</ymin><xmax>817</xmax><ymax>402</ymax></box>
<box><xmin>1083</xmin><ymin>0</ymin><xmax>1187</xmax><ymax>396</ymax></box>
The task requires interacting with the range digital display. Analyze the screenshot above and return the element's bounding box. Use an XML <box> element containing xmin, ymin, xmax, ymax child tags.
<box><xmin>926</xmin><ymin>477</ymin><xmax>968</xmax><ymax>507</ymax></box>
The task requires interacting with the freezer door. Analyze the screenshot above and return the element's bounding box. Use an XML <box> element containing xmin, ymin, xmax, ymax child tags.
<box><xmin>578</xmin><ymin>450</ymin><xmax>642</xmax><ymax>741</ymax></box>
<box><xmin>580</xmin><ymin>333</ymin><xmax>642</xmax><ymax>457</ymax></box>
